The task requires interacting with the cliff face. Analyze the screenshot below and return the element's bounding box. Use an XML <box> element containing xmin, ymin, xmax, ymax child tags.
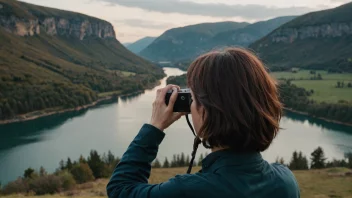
<box><xmin>270</xmin><ymin>22</ymin><xmax>352</xmax><ymax>43</ymax></box>
<box><xmin>0</xmin><ymin>15</ymin><xmax>115</xmax><ymax>40</ymax></box>
<box><xmin>249</xmin><ymin>2</ymin><xmax>352</xmax><ymax>72</ymax></box>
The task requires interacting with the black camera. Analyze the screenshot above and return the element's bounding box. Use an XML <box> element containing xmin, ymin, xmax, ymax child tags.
<box><xmin>165</xmin><ymin>89</ymin><xmax>192</xmax><ymax>112</ymax></box>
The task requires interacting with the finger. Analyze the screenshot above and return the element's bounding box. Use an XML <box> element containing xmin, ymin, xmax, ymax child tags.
<box><xmin>167</xmin><ymin>87</ymin><xmax>179</xmax><ymax>110</ymax></box>
<box><xmin>159</xmin><ymin>84</ymin><xmax>179</xmax><ymax>99</ymax></box>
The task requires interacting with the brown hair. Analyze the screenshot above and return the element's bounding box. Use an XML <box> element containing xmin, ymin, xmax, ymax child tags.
<box><xmin>187</xmin><ymin>48</ymin><xmax>282</xmax><ymax>152</ymax></box>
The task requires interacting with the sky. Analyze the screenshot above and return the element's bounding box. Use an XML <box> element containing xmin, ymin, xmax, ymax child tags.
<box><xmin>19</xmin><ymin>0</ymin><xmax>350</xmax><ymax>43</ymax></box>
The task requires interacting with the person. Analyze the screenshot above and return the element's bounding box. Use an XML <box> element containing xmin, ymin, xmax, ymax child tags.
<box><xmin>106</xmin><ymin>48</ymin><xmax>300</xmax><ymax>198</ymax></box>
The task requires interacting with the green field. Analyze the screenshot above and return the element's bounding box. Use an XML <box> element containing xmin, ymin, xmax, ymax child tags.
<box><xmin>271</xmin><ymin>70</ymin><xmax>352</xmax><ymax>103</ymax></box>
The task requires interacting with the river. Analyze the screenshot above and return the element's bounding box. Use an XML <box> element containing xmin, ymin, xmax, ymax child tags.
<box><xmin>0</xmin><ymin>67</ymin><xmax>351</xmax><ymax>184</ymax></box>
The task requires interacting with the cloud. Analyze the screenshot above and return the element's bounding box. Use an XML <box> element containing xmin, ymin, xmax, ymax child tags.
<box><xmin>330</xmin><ymin>0</ymin><xmax>351</xmax><ymax>2</ymax></box>
<box><xmin>114</xmin><ymin>19</ymin><xmax>175</xmax><ymax>29</ymax></box>
<box><xmin>96</xmin><ymin>0</ymin><xmax>314</xmax><ymax>19</ymax></box>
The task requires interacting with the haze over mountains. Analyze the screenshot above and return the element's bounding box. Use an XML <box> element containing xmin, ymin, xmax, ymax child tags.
<box><xmin>0</xmin><ymin>0</ymin><xmax>164</xmax><ymax>120</ymax></box>
<box><xmin>126</xmin><ymin>37</ymin><xmax>156</xmax><ymax>54</ymax></box>
<box><xmin>139</xmin><ymin>16</ymin><xmax>296</xmax><ymax>62</ymax></box>
<box><xmin>250</xmin><ymin>2</ymin><xmax>352</xmax><ymax>72</ymax></box>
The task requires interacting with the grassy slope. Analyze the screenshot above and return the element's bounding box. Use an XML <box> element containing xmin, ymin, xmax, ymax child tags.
<box><xmin>249</xmin><ymin>2</ymin><xmax>352</xmax><ymax>71</ymax></box>
<box><xmin>2</xmin><ymin>167</ymin><xmax>352</xmax><ymax>198</ymax></box>
<box><xmin>271</xmin><ymin>70</ymin><xmax>352</xmax><ymax>103</ymax></box>
<box><xmin>0</xmin><ymin>0</ymin><xmax>165</xmax><ymax>119</ymax></box>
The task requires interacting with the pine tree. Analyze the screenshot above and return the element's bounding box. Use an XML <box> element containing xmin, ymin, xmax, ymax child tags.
<box><xmin>180</xmin><ymin>153</ymin><xmax>185</xmax><ymax>167</ymax></box>
<box><xmin>39</xmin><ymin>166</ymin><xmax>47</xmax><ymax>176</ymax></box>
<box><xmin>153</xmin><ymin>158</ymin><xmax>161</xmax><ymax>168</ymax></box>
<box><xmin>176</xmin><ymin>154</ymin><xmax>181</xmax><ymax>167</ymax></box>
<box><xmin>310</xmin><ymin>147</ymin><xmax>326</xmax><ymax>169</ymax></box>
<box><xmin>79</xmin><ymin>155</ymin><xmax>87</xmax><ymax>164</ymax></box>
<box><xmin>59</xmin><ymin>159</ymin><xmax>65</xmax><ymax>170</ymax></box>
<box><xmin>186</xmin><ymin>155</ymin><xmax>190</xmax><ymax>165</ymax></box>
<box><xmin>24</xmin><ymin>168</ymin><xmax>35</xmax><ymax>179</ymax></box>
<box><xmin>107</xmin><ymin>150</ymin><xmax>115</xmax><ymax>165</ymax></box>
<box><xmin>87</xmin><ymin>150</ymin><xmax>105</xmax><ymax>178</ymax></box>
<box><xmin>171</xmin><ymin>154</ymin><xmax>177</xmax><ymax>168</ymax></box>
<box><xmin>163</xmin><ymin>157</ymin><xmax>170</xmax><ymax>168</ymax></box>
<box><xmin>198</xmin><ymin>154</ymin><xmax>204</xmax><ymax>166</ymax></box>
<box><xmin>66</xmin><ymin>158</ymin><xmax>73</xmax><ymax>170</ymax></box>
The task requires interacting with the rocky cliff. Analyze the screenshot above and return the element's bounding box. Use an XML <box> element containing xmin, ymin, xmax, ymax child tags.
<box><xmin>270</xmin><ymin>22</ymin><xmax>352</xmax><ymax>44</ymax></box>
<box><xmin>250</xmin><ymin>2</ymin><xmax>352</xmax><ymax>72</ymax></box>
<box><xmin>0</xmin><ymin>0</ymin><xmax>115</xmax><ymax>40</ymax></box>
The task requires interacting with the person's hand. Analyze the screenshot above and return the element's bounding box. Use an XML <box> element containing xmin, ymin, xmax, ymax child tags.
<box><xmin>150</xmin><ymin>84</ymin><xmax>184</xmax><ymax>131</ymax></box>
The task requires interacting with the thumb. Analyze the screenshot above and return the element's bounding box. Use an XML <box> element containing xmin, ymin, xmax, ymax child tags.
<box><xmin>171</xmin><ymin>112</ymin><xmax>184</xmax><ymax>122</ymax></box>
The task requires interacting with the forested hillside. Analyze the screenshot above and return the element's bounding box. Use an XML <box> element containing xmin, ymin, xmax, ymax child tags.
<box><xmin>0</xmin><ymin>0</ymin><xmax>164</xmax><ymax>120</ymax></box>
<box><xmin>250</xmin><ymin>2</ymin><xmax>352</xmax><ymax>72</ymax></box>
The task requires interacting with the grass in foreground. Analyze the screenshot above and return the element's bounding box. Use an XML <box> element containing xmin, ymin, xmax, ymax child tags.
<box><xmin>2</xmin><ymin>167</ymin><xmax>352</xmax><ymax>198</ymax></box>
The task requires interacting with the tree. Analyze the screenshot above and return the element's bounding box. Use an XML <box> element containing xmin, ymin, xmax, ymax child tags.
<box><xmin>70</xmin><ymin>163</ymin><xmax>95</xmax><ymax>184</ymax></box>
<box><xmin>310</xmin><ymin>147</ymin><xmax>326</xmax><ymax>169</ymax></box>
<box><xmin>87</xmin><ymin>150</ymin><xmax>105</xmax><ymax>178</ymax></box>
<box><xmin>66</xmin><ymin>158</ymin><xmax>73</xmax><ymax>171</ymax></box>
<box><xmin>289</xmin><ymin>151</ymin><xmax>308</xmax><ymax>170</ymax></box>
<box><xmin>79</xmin><ymin>155</ymin><xmax>87</xmax><ymax>164</ymax></box>
<box><xmin>153</xmin><ymin>158</ymin><xmax>161</xmax><ymax>168</ymax></box>
<box><xmin>171</xmin><ymin>155</ymin><xmax>177</xmax><ymax>168</ymax></box>
<box><xmin>176</xmin><ymin>154</ymin><xmax>181</xmax><ymax>167</ymax></box>
<box><xmin>107</xmin><ymin>150</ymin><xmax>115</xmax><ymax>165</ymax></box>
<box><xmin>317</xmin><ymin>73</ymin><xmax>322</xmax><ymax>80</ymax></box>
<box><xmin>336</xmin><ymin>81</ymin><xmax>341</xmax><ymax>88</ymax></box>
<box><xmin>345</xmin><ymin>152</ymin><xmax>352</xmax><ymax>168</ymax></box>
<box><xmin>59</xmin><ymin>160</ymin><xmax>65</xmax><ymax>170</ymax></box>
<box><xmin>180</xmin><ymin>153</ymin><xmax>186</xmax><ymax>167</ymax></box>
<box><xmin>186</xmin><ymin>155</ymin><xmax>190</xmax><ymax>165</ymax></box>
<box><xmin>198</xmin><ymin>154</ymin><xmax>204</xmax><ymax>166</ymax></box>
<box><xmin>39</xmin><ymin>166</ymin><xmax>47</xmax><ymax>176</ymax></box>
<box><xmin>24</xmin><ymin>168</ymin><xmax>35</xmax><ymax>179</ymax></box>
<box><xmin>348</xmin><ymin>82</ymin><xmax>352</xmax><ymax>88</ymax></box>
<box><xmin>163</xmin><ymin>157</ymin><xmax>170</xmax><ymax>168</ymax></box>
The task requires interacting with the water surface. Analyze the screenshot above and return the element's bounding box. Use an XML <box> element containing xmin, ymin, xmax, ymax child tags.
<box><xmin>0</xmin><ymin>67</ymin><xmax>351</xmax><ymax>184</ymax></box>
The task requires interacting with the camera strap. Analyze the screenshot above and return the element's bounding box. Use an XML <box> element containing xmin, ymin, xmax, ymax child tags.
<box><xmin>186</xmin><ymin>114</ymin><xmax>202</xmax><ymax>174</ymax></box>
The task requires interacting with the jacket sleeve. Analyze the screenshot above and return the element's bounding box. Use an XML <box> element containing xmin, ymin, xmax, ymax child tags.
<box><xmin>106</xmin><ymin>124</ymin><xmax>185</xmax><ymax>198</ymax></box>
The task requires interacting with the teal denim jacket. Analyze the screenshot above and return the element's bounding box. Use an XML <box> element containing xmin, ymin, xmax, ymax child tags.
<box><xmin>107</xmin><ymin>124</ymin><xmax>300</xmax><ymax>198</ymax></box>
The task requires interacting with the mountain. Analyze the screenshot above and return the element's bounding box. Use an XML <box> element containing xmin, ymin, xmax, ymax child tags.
<box><xmin>126</xmin><ymin>37</ymin><xmax>156</xmax><ymax>54</ymax></box>
<box><xmin>207</xmin><ymin>16</ymin><xmax>296</xmax><ymax>48</ymax></box>
<box><xmin>0</xmin><ymin>0</ymin><xmax>164</xmax><ymax>120</ymax></box>
<box><xmin>123</xmin><ymin>42</ymin><xmax>132</xmax><ymax>47</ymax></box>
<box><xmin>250</xmin><ymin>3</ymin><xmax>352</xmax><ymax>72</ymax></box>
<box><xmin>140</xmin><ymin>17</ymin><xmax>296</xmax><ymax>63</ymax></box>
<box><xmin>139</xmin><ymin>22</ymin><xmax>250</xmax><ymax>62</ymax></box>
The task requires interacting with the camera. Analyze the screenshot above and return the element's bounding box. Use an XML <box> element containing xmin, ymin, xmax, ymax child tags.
<box><xmin>165</xmin><ymin>89</ymin><xmax>192</xmax><ymax>112</ymax></box>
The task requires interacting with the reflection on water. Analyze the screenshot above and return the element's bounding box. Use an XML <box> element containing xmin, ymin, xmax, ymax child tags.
<box><xmin>120</xmin><ymin>91</ymin><xmax>145</xmax><ymax>104</ymax></box>
<box><xmin>0</xmin><ymin>67</ymin><xmax>351</xmax><ymax>185</ymax></box>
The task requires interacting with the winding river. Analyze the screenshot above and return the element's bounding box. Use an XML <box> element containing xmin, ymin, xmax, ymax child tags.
<box><xmin>0</xmin><ymin>67</ymin><xmax>351</xmax><ymax>184</ymax></box>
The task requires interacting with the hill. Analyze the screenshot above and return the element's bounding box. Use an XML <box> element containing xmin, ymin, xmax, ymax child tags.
<box><xmin>249</xmin><ymin>2</ymin><xmax>352</xmax><ymax>72</ymax></box>
<box><xmin>206</xmin><ymin>16</ymin><xmax>296</xmax><ymax>48</ymax></box>
<box><xmin>140</xmin><ymin>16</ymin><xmax>296</xmax><ymax>63</ymax></box>
<box><xmin>0</xmin><ymin>0</ymin><xmax>164</xmax><ymax>121</ymax></box>
<box><xmin>127</xmin><ymin>36</ymin><xmax>156</xmax><ymax>54</ymax></box>
<box><xmin>1</xmin><ymin>167</ymin><xmax>352</xmax><ymax>197</ymax></box>
<box><xmin>139</xmin><ymin>22</ymin><xmax>250</xmax><ymax>62</ymax></box>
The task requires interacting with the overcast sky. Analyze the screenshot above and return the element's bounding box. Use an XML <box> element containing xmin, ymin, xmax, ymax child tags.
<box><xmin>20</xmin><ymin>0</ymin><xmax>350</xmax><ymax>43</ymax></box>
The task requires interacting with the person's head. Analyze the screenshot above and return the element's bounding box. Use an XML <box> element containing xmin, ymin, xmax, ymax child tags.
<box><xmin>187</xmin><ymin>48</ymin><xmax>282</xmax><ymax>152</ymax></box>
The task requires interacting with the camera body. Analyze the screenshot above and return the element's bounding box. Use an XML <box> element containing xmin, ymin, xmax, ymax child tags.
<box><xmin>165</xmin><ymin>89</ymin><xmax>192</xmax><ymax>112</ymax></box>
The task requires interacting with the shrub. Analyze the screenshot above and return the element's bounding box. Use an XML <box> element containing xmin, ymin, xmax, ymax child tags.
<box><xmin>2</xmin><ymin>178</ymin><xmax>29</xmax><ymax>195</ymax></box>
<box><xmin>70</xmin><ymin>163</ymin><xmax>95</xmax><ymax>184</ymax></box>
<box><xmin>29</xmin><ymin>175</ymin><xmax>62</xmax><ymax>195</ymax></box>
<box><xmin>57</xmin><ymin>170</ymin><xmax>76</xmax><ymax>191</ymax></box>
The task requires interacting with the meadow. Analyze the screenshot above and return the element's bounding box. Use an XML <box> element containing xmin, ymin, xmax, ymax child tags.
<box><xmin>2</xmin><ymin>167</ymin><xmax>352</xmax><ymax>198</ymax></box>
<box><xmin>271</xmin><ymin>70</ymin><xmax>352</xmax><ymax>103</ymax></box>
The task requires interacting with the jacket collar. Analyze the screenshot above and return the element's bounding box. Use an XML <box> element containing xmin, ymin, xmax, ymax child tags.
<box><xmin>201</xmin><ymin>149</ymin><xmax>263</xmax><ymax>173</ymax></box>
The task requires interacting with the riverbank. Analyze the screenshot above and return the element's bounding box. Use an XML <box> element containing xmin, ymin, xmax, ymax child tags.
<box><xmin>0</xmin><ymin>77</ymin><xmax>163</xmax><ymax>126</ymax></box>
<box><xmin>284</xmin><ymin>108</ymin><xmax>352</xmax><ymax>127</ymax></box>
<box><xmin>0</xmin><ymin>90</ymin><xmax>148</xmax><ymax>126</ymax></box>
<box><xmin>1</xmin><ymin>167</ymin><xmax>351</xmax><ymax>198</ymax></box>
